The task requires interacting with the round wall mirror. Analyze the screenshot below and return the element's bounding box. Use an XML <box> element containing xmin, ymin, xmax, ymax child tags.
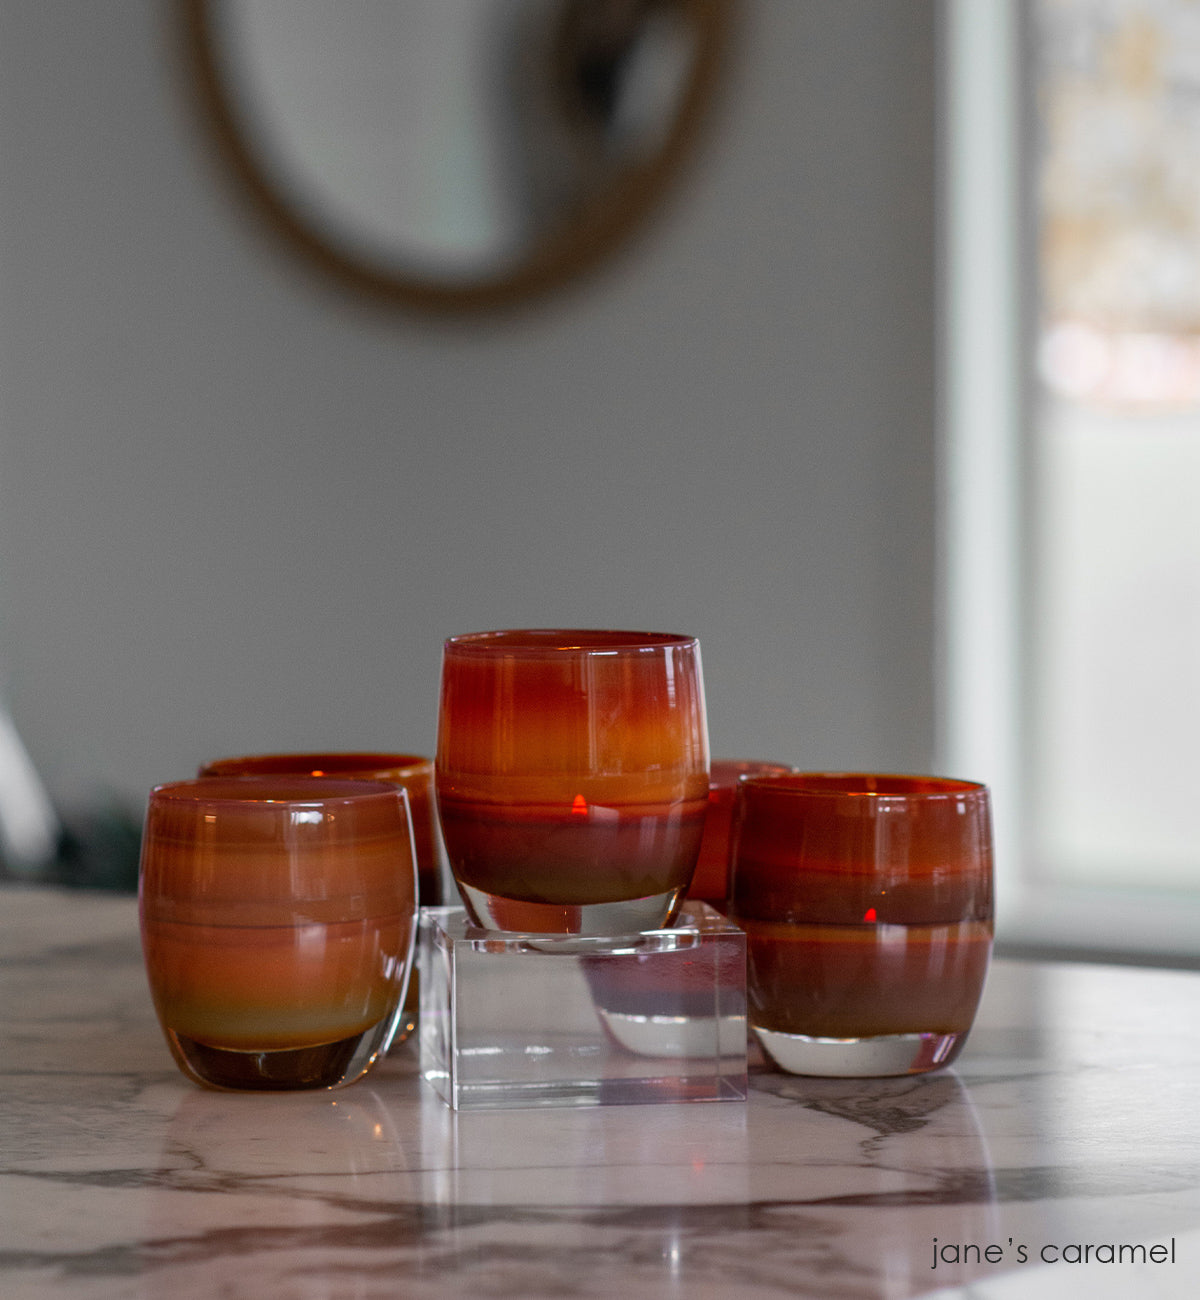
<box><xmin>181</xmin><ymin>0</ymin><xmax>733</xmax><ymax>310</ymax></box>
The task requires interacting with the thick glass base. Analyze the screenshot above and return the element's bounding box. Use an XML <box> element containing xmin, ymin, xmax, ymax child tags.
<box><xmin>419</xmin><ymin>903</ymin><xmax>747</xmax><ymax>1109</ymax></box>
<box><xmin>165</xmin><ymin>1011</ymin><xmax>401</xmax><ymax>1091</ymax></box>
<box><xmin>598</xmin><ymin>1010</ymin><xmax>747</xmax><ymax>1059</ymax></box>
<box><xmin>753</xmin><ymin>1026</ymin><xmax>969</xmax><ymax>1078</ymax></box>
<box><xmin>456</xmin><ymin>883</ymin><xmax>684</xmax><ymax>935</ymax></box>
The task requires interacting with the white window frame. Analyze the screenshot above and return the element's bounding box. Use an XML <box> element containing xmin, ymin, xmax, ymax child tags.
<box><xmin>938</xmin><ymin>0</ymin><xmax>1200</xmax><ymax>967</ymax></box>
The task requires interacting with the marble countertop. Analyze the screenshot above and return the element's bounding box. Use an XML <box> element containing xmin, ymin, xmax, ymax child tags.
<box><xmin>3</xmin><ymin>887</ymin><xmax>1200</xmax><ymax>1299</ymax></box>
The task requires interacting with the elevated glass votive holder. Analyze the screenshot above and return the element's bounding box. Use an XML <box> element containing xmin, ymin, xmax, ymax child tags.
<box><xmin>418</xmin><ymin>903</ymin><xmax>747</xmax><ymax>1110</ymax></box>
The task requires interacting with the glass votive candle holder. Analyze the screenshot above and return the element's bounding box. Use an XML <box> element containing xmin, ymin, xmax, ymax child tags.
<box><xmin>729</xmin><ymin>772</ymin><xmax>994</xmax><ymax>1077</ymax></box>
<box><xmin>436</xmin><ymin>629</ymin><xmax>710</xmax><ymax>934</ymax></box>
<box><xmin>685</xmin><ymin>759</ymin><xmax>792</xmax><ymax>910</ymax></box>
<box><xmin>198</xmin><ymin>752</ymin><xmax>444</xmax><ymax>1044</ymax></box>
<box><xmin>139</xmin><ymin>776</ymin><xmax>418</xmax><ymax>1091</ymax></box>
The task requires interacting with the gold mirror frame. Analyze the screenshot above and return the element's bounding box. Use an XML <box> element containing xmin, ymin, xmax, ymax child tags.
<box><xmin>179</xmin><ymin>0</ymin><xmax>734</xmax><ymax>313</ymax></box>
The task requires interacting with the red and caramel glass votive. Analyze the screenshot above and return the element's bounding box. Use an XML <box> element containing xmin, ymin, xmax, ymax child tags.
<box><xmin>436</xmin><ymin>629</ymin><xmax>710</xmax><ymax>934</ymax></box>
<box><xmin>139</xmin><ymin>777</ymin><xmax>418</xmax><ymax>1090</ymax></box>
<box><xmin>729</xmin><ymin>773</ymin><xmax>993</xmax><ymax>1077</ymax></box>
<box><xmin>198</xmin><ymin>753</ymin><xmax>443</xmax><ymax>908</ymax></box>
<box><xmin>198</xmin><ymin>752</ymin><xmax>443</xmax><ymax>1045</ymax></box>
<box><xmin>686</xmin><ymin>759</ymin><xmax>792</xmax><ymax>909</ymax></box>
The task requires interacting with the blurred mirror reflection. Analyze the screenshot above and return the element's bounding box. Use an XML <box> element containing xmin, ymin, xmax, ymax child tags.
<box><xmin>188</xmin><ymin>0</ymin><xmax>730</xmax><ymax>305</ymax></box>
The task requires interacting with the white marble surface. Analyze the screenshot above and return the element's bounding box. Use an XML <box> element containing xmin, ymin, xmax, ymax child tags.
<box><xmin>2</xmin><ymin>886</ymin><xmax>1200</xmax><ymax>1298</ymax></box>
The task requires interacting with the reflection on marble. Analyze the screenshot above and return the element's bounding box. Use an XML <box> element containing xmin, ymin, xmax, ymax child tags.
<box><xmin>2</xmin><ymin>886</ymin><xmax>1200</xmax><ymax>1297</ymax></box>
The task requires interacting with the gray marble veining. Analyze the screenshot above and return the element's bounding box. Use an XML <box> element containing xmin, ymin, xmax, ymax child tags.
<box><xmin>2</xmin><ymin>887</ymin><xmax>1199</xmax><ymax>1298</ymax></box>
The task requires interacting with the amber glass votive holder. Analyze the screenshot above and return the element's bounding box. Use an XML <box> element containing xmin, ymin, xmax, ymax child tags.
<box><xmin>198</xmin><ymin>752</ymin><xmax>444</xmax><ymax>1043</ymax></box>
<box><xmin>436</xmin><ymin>629</ymin><xmax>710</xmax><ymax>934</ymax></box>
<box><xmin>139</xmin><ymin>776</ymin><xmax>418</xmax><ymax>1091</ymax></box>
<box><xmin>686</xmin><ymin>759</ymin><xmax>792</xmax><ymax>910</ymax></box>
<box><xmin>729</xmin><ymin>773</ymin><xmax>993</xmax><ymax>1077</ymax></box>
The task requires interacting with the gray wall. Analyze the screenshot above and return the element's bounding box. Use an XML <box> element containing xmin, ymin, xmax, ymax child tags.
<box><xmin>0</xmin><ymin>0</ymin><xmax>937</xmax><ymax>813</ymax></box>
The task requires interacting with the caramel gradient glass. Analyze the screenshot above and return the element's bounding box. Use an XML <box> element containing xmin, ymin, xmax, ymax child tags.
<box><xmin>729</xmin><ymin>773</ymin><xmax>993</xmax><ymax>1077</ymax></box>
<box><xmin>139</xmin><ymin>777</ymin><xmax>418</xmax><ymax>1090</ymax></box>
<box><xmin>686</xmin><ymin>759</ymin><xmax>792</xmax><ymax>909</ymax></box>
<box><xmin>198</xmin><ymin>752</ymin><xmax>443</xmax><ymax>1045</ymax></box>
<box><xmin>436</xmin><ymin>629</ymin><xmax>710</xmax><ymax>934</ymax></box>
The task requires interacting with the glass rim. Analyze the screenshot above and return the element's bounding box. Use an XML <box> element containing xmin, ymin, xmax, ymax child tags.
<box><xmin>443</xmin><ymin>628</ymin><xmax>699</xmax><ymax>656</ymax></box>
<box><xmin>150</xmin><ymin>775</ymin><xmax>408</xmax><ymax>808</ymax></box>
<box><xmin>738</xmin><ymin>771</ymin><xmax>989</xmax><ymax>802</ymax></box>
<box><xmin>709</xmin><ymin>758</ymin><xmax>793</xmax><ymax>781</ymax></box>
<box><xmin>198</xmin><ymin>751</ymin><xmax>432</xmax><ymax>779</ymax></box>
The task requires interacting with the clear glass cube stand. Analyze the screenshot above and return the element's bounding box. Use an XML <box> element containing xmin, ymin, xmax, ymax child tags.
<box><xmin>418</xmin><ymin>903</ymin><xmax>747</xmax><ymax>1110</ymax></box>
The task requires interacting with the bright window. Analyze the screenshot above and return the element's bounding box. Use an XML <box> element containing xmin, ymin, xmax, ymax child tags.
<box><xmin>941</xmin><ymin>0</ymin><xmax>1200</xmax><ymax>961</ymax></box>
<box><xmin>1032</xmin><ymin>0</ymin><xmax>1200</xmax><ymax>891</ymax></box>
